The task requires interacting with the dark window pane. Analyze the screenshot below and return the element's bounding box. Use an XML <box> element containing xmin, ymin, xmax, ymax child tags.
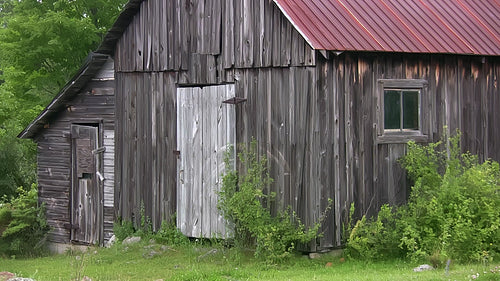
<box><xmin>384</xmin><ymin>90</ymin><xmax>401</xmax><ymax>129</ymax></box>
<box><xmin>403</xmin><ymin>90</ymin><xmax>419</xmax><ymax>129</ymax></box>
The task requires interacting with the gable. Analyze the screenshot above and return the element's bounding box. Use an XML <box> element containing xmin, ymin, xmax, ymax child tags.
<box><xmin>113</xmin><ymin>0</ymin><xmax>316</xmax><ymax>73</ymax></box>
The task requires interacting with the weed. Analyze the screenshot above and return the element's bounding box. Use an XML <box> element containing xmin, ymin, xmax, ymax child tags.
<box><xmin>218</xmin><ymin>140</ymin><xmax>329</xmax><ymax>264</ymax></box>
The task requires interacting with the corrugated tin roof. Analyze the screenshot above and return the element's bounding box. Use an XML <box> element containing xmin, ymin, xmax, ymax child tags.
<box><xmin>274</xmin><ymin>0</ymin><xmax>500</xmax><ymax>55</ymax></box>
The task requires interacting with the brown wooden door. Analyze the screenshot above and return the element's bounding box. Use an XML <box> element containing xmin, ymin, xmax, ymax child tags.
<box><xmin>176</xmin><ymin>85</ymin><xmax>235</xmax><ymax>238</ymax></box>
<box><xmin>71</xmin><ymin>124</ymin><xmax>101</xmax><ymax>244</ymax></box>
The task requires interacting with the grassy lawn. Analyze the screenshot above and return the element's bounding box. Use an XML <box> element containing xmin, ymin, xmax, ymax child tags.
<box><xmin>1</xmin><ymin>241</ymin><xmax>499</xmax><ymax>281</ymax></box>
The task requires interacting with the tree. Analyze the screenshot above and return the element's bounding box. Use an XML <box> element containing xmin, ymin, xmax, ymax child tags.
<box><xmin>0</xmin><ymin>0</ymin><xmax>127</xmax><ymax>198</ymax></box>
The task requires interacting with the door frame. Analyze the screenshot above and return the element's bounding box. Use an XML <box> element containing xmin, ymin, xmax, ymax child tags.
<box><xmin>176</xmin><ymin>84</ymin><xmax>236</xmax><ymax>239</ymax></box>
<box><xmin>70</xmin><ymin>122</ymin><xmax>105</xmax><ymax>245</ymax></box>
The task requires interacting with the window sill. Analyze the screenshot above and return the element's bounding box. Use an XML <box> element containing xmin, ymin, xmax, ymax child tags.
<box><xmin>376</xmin><ymin>133</ymin><xmax>429</xmax><ymax>144</ymax></box>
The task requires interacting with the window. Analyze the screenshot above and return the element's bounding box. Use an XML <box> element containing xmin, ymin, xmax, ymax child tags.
<box><xmin>384</xmin><ymin>89</ymin><xmax>419</xmax><ymax>131</ymax></box>
<box><xmin>377</xmin><ymin>79</ymin><xmax>428</xmax><ymax>143</ymax></box>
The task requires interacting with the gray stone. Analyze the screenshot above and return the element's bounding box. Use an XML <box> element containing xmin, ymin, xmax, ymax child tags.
<box><xmin>309</xmin><ymin>253</ymin><xmax>321</xmax><ymax>259</ymax></box>
<box><xmin>143</xmin><ymin>250</ymin><xmax>160</xmax><ymax>259</ymax></box>
<box><xmin>413</xmin><ymin>264</ymin><xmax>434</xmax><ymax>272</ymax></box>
<box><xmin>104</xmin><ymin>235</ymin><xmax>116</xmax><ymax>248</ymax></box>
<box><xmin>197</xmin><ymin>249</ymin><xmax>218</xmax><ymax>261</ymax></box>
<box><xmin>7</xmin><ymin>278</ymin><xmax>36</xmax><ymax>281</ymax></box>
<box><xmin>325</xmin><ymin>249</ymin><xmax>343</xmax><ymax>257</ymax></box>
<box><xmin>122</xmin><ymin>236</ymin><xmax>141</xmax><ymax>245</ymax></box>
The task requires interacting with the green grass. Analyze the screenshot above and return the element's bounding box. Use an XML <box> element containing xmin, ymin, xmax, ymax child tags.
<box><xmin>1</xmin><ymin>241</ymin><xmax>499</xmax><ymax>281</ymax></box>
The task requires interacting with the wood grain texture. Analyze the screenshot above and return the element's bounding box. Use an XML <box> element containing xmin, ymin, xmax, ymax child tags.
<box><xmin>35</xmin><ymin>59</ymin><xmax>115</xmax><ymax>245</ymax></box>
<box><xmin>112</xmin><ymin>0</ymin><xmax>500</xmax><ymax>252</ymax></box>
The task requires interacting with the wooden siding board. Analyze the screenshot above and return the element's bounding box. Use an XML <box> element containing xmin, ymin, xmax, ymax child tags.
<box><xmin>272</xmin><ymin>5</ymin><xmax>281</xmax><ymax>67</ymax></box>
<box><xmin>110</xmin><ymin>0</ymin><xmax>500</xmax><ymax>253</ymax></box>
<box><xmin>35</xmin><ymin>71</ymin><xmax>114</xmax><ymax>245</ymax></box>
<box><xmin>222</xmin><ymin>0</ymin><xmax>235</xmax><ymax>68</ymax></box>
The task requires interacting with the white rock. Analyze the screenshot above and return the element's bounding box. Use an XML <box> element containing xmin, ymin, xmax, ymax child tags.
<box><xmin>413</xmin><ymin>264</ymin><xmax>434</xmax><ymax>272</ymax></box>
<box><xmin>309</xmin><ymin>253</ymin><xmax>321</xmax><ymax>259</ymax></box>
<box><xmin>122</xmin><ymin>236</ymin><xmax>141</xmax><ymax>245</ymax></box>
<box><xmin>104</xmin><ymin>235</ymin><xmax>116</xmax><ymax>248</ymax></box>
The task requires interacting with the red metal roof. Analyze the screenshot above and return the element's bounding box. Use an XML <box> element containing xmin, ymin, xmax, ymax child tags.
<box><xmin>274</xmin><ymin>0</ymin><xmax>500</xmax><ymax>55</ymax></box>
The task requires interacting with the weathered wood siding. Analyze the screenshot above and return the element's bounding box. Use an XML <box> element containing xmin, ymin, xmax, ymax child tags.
<box><xmin>177</xmin><ymin>85</ymin><xmax>235</xmax><ymax>238</ymax></box>
<box><xmin>114</xmin><ymin>0</ymin><xmax>500</xmax><ymax>251</ymax></box>
<box><xmin>35</xmin><ymin>59</ymin><xmax>115</xmax><ymax>244</ymax></box>
<box><xmin>114</xmin><ymin>0</ymin><xmax>314</xmax><ymax>231</ymax></box>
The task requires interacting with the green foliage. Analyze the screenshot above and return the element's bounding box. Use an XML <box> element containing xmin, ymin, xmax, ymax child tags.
<box><xmin>154</xmin><ymin>218</ymin><xmax>190</xmax><ymax>246</ymax></box>
<box><xmin>0</xmin><ymin>0</ymin><xmax>127</xmax><ymax>199</ymax></box>
<box><xmin>345</xmin><ymin>204</ymin><xmax>403</xmax><ymax>260</ymax></box>
<box><xmin>218</xmin><ymin>140</ymin><xmax>325</xmax><ymax>264</ymax></box>
<box><xmin>346</xmin><ymin>131</ymin><xmax>500</xmax><ymax>263</ymax></box>
<box><xmin>0</xmin><ymin>128</ymin><xmax>36</xmax><ymax>199</ymax></box>
<box><xmin>113</xmin><ymin>215</ymin><xmax>190</xmax><ymax>247</ymax></box>
<box><xmin>399</xmin><ymin>132</ymin><xmax>500</xmax><ymax>263</ymax></box>
<box><xmin>112</xmin><ymin>220</ymin><xmax>135</xmax><ymax>242</ymax></box>
<box><xmin>0</xmin><ymin>184</ymin><xmax>49</xmax><ymax>257</ymax></box>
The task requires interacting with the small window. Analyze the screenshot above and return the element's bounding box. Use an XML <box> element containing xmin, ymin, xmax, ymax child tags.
<box><xmin>377</xmin><ymin>79</ymin><xmax>428</xmax><ymax>143</ymax></box>
<box><xmin>384</xmin><ymin>89</ymin><xmax>419</xmax><ymax>131</ymax></box>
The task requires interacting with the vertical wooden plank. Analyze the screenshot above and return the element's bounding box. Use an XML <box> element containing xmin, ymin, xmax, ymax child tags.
<box><xmin>152</xmin><ymin>0</ymin><xmax>160</xmax><ymax>71</ymax></box>
<box><xmin>332</xmin><ymin>56</ymin><xmax>343</xmax><ymax>247</ymax></box>
<box><xmin>222</xmin><ymin>0</ymin><xmax>234</xmax><ymax>69</ymax></box>
<box><xmin>262</xmin><ymin>0</ymin><xmax>273</xmax><ymax>67</ymax></box>
<box><xmin>253</xmin><ymin>0</ymin><xmax>264</xmax><ymax>67</ymax></box>
<box><xmin>201</xmin><ymin>86</ymin><xmax>215</xmax><ymax>237</ymax></box>
<box><xmin>166</xmin><ymin>0</ymin><xmax>175</xmax><ymax>69</ymax></box>
<box><xmin>272</xmin><ymin>4</ymin><xmax>281</xmax><ymax>67</ymax></box>
<box><xmin>114</xmin><ymin>74</ymin><xmax>123</xmax><ymax>220</ymax></box>
<box><xmin>135</xmin><ymin>2</ymin><xmax>144</xmax><ymax>71</ymax></box>
<box><xmin>177</xmin><ymin>87</ymin><xmax>187</xmax><ymax>235</ymax></box>
<box><xmin>150</xmin><ymin>73</ymin><xmax>159</xmax><ymax>229</ymax></box>
<box><xmin>209</xmin><ymin>0</ymin><xmax>222</xmax><ymax>55</ymax></box>
<box><xmin>196</xmin><ymin>0</ymin><xmax>205</xmax><ymax>54</ymax></box>
<box><xmin>304</xmin><ymin>44</ymin><xmax>316</xmax><ymax>66</ymax></box>
<box><xmin>180</xmin><ymin>0</ymin><xmax>192</xmax><ymax>70</ymax></box>
<box><xmin>280</xmin><ymin>15</ymin><xmax>291</xmax><ymax>66</ymax></box>
<box><xmin>158</xmin><ymin>0</ymin><xmax>166</xmax><ymax>70</ymax></box>
<box><xmin>144</xmin><ymin>0</ymin><xmax>152</xmax><ymax>70</ymax></box>
<box><xmin>217</xmin><ymin>85</ymin><xmax>235</xmax><ymax>237</ymax></box>
<box><xmin>344</xmin><ymin>55</ymin><xmax>354</xmax><ymax>217</ymax></box>
<box><xmin>174</xmin><ymin>0</ymin><xmax>182</xmax><ymax>69</ymax></box>
<box><xmin>290</xmin><ymin>29</ymin><xmax>300</xmax><ymax>66</ymax></box>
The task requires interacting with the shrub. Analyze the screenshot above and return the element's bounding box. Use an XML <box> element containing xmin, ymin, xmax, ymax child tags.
<box><xmin>0</xmin><ymin>183</ymin><xmax>49</xmax><ymax>257</ymax></box>
<box><xmin>113</xmin><ymin>220</ymin><xmax>135</xmax><ymax>242</ymax></box>
<box><xmin>218</xmin><ymin>140</ymin><xmax>326</xmax><ymax>264</ymax></box>
<box><xmin>154</xmin><ymin>217</ymin><xmax>190</xmax><ymax>246</ymax></box>
<box><xmin>399</xmin><ymin>132</ymin><xmax>500</xmax><ymax>262</ymax></box>
<box><xmin>345</xmin><ymin>204</ymin><xmax>403</xmax><ymax>260</ymax></box>
<box><xmin>346</xmin><ymin>131</ymin><xmax>500</xmax><ymax>263</ymax></box>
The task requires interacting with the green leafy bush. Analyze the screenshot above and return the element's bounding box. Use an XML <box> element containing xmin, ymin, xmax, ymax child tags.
<box><xmin>114</xmin><ymin>213</ymin><xmax>189</xmax><ymax>246</ymax></box>
<box><xmin>154</xmin><ymin>217</ymin><xmax>190</xmax><ymax>246</ymax></box>
<box><xmin>345</xmin><ymin>204</ymin><xmax>403</xmax><ymax>260</ymax></box>
<box><xmin>112</xmin><ymin>220</ymin><xmax>135</xmax><ymax>242</ymax></box>
<box><xmin>218</xmin><ymin>141</ymin><xmax>325</xmax><ymax>264</ymax></box>
<box><xmin>346</xmin><ymin>132</ymin><xmax>500</xmax><ymax>263</ymax></box>
<box><xmin>0</xmin><ymin>184</ymin><xmax>49</xmax><ymax>257</ymax></box>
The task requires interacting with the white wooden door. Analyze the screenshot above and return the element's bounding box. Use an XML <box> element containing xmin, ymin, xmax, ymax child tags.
<box><xmin>177</xmin><ymin>85</ymin><xmax>235</xmax><ymax>238</ymax></box>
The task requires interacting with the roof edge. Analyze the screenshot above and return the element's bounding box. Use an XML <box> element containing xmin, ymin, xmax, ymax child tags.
<box><xmin>96</xmin><ymin>0</ymin><xmax>144</xmax><ymax>55</ymax></box>
<box><xmin>273</xmin><ymin>0</ymin><xmax>318</xmax><ymax>50</ymax></box>
<box><xmin>18</xmin><ymin>52</ymin><xmax>110</xmax><ymax>139</ymax></box>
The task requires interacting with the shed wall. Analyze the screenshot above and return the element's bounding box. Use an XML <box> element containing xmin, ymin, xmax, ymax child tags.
<box><xmin>35</xmin><ymin>60</ymin><xmax>115</xmax><ymax>244</ymax></box>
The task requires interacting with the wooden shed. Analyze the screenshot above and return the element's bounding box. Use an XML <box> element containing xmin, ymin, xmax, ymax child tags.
<box><xmin>19</xmin><ymin>53</ymin><xmax>116</xmax><ymax>248</ymax></box>
<box><xmin>23</xmin><ymin>0</ymin><xmax>500</xmax><ymax>252</ymax></box>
